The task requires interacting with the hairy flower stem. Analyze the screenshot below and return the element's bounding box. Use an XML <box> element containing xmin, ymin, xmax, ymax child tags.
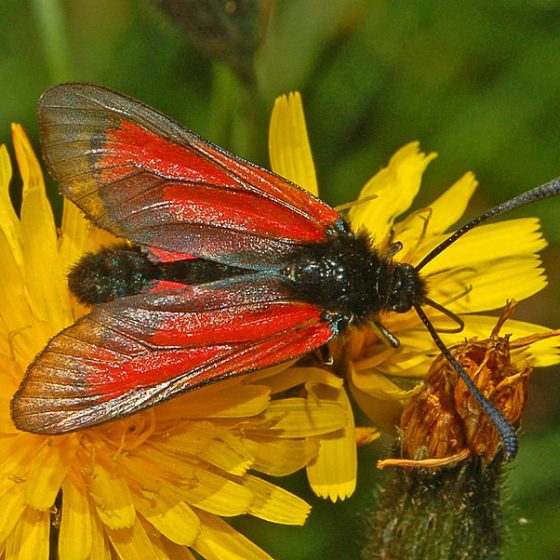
<box><xmin>362</xmin><ymin>454</ymin><xmax>505</xmax><ymax>560</ymax></box>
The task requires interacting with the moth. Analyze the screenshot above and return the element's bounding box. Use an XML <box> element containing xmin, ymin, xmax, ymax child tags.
<box><xmin>11</xmin><ymin>84</ymin><xmax>560</xmax><ymax>460</ymax></box>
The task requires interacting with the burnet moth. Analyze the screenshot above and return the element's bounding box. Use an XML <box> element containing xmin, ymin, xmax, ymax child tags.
<box><xmin>10</xmin><ymin>84</ymin><xmax>560</xmax><ymax>460</ymax></box>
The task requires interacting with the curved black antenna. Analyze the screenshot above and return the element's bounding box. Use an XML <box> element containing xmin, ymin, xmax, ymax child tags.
<box><xmin>414</xmin><ymin>304</ymin><xmax>518</xmax><ymax>461</ymax></box>
<box><xmin>416</xmin><ymin>175</ymin><xmax>560</xmax><ymax>272</ymax></box>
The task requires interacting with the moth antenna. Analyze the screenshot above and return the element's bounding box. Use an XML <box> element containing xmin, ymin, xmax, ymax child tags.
<box><xmin>415</xmin><ymin>175</ymin><xmax>560</xmax><ymax>272</ymax></box>
<box><xmin>414</xmin><ymin>304</ymin><xmax>518</xmax><ymax>461</ymax></box>
<box><xmin>422</xmin><ymin>297</ymin><xmax>465</xmax><ymax>333</ymax></box>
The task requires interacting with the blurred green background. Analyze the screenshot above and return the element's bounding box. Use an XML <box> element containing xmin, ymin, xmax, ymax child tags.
<box><xmin>1</xmin><ymin>1</ymin><xmax>559</xmax><ymax>558</ymax></box>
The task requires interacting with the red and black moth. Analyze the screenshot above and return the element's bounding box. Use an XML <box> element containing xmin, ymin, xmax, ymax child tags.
<box><xmin>10</xmin><ymin>84</ymin><xmax>560</xmax><ymax>460</ymax></box>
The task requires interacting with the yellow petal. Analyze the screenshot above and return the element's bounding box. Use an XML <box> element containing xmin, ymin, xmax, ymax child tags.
<box><xmin>133</xmin><ymin>488</ymin><xmax>200</xmax><ymax>546</ymax></box>
<box><xmin>59</xmin><ymin>200</ymin><xmax>119</xmax><ymax>320</ymax></box>
<box><xmin>198</xmin><ymin>441</ymin><xmax>252</xmax><ymax>478</ymax></box>
<box><xmin>13</xmin><ymin>124</ymin><xmax>72</xmax><ymax>336</ymax></box>
<box><xmin>421</xmin><ymin>218</ymin><xmax>546</xmax><ymax>272</ymax></box>
<box><xmin>416</xmin><ymin>218</ymin><xmax>548</xmax><ymax>313</ymax></box>
<box><xmin>59</xmin><ymin>475</ymin><xmax>93</xmax><ymax>560</ymax></box>
<box><xmin>106</xmin><ymin>519</ymin><xmax>158</xmax><ymax>559</ymax></box>
<box><xmin>357</xmin><ymin>322</ymin><xmax>453</xmax><ymax>379</ymax></box>
<box><xmin>269</xmin><ymin>92</ymin><xmax>318</xmax><ymax>195</ymax></box>
<box><xmin>0</xmin><ymin>144</ymin><xmax>21</xmax><ymax>264</ymax></box>
<box><xmin>242</xmin><ymin>474</ymin><xmax>310</xmax><ymax>524</ymax></box>
<box><xmin>126</xmin><ymin>448</ymin><xmax>254</xmax><ymax>516</ymax></box>
<box><xmin>156</xmin><ymin>422</ymin><xmax>253</xmax><ymax>475</ymax></box>
<box><xmin>59</xmin><ymin>201</ymin><xmax>117</xmax><ymax>271</ymax></box>
<box><xmin>0</xmin><ymin>433</ymin><xmax>42</xmax><ymax>489</ymax></box>
<box><xmin>418</xmin><ymin>172</ymin><xmax>478</xmax><ymax>235</ymax></box>
<box><xmin>90</xmin><ymin>457</ymin><xmax>136</xmax><ymax>529</ymax></box>
<box><xmin>440</xmin><ymin>256</ymin><xmax>546</xmax><ymax>313</ymax></box>
<box><xmin>89</xmin><ymin>512</ymin><xmax>113</xmax><ymax>560</ymax></box>
<box><xmin>177</xmin><ymin>471</ymin><xmax>253</xmax><ymax>517</ymax></box>
<box><xmin>0</xmin><ymin>486</ymin><xmax>25</xmax><ymax>543</ymax></box>
<box><xmin>253</xmin><ymin>365</ymin><xmax>343</xmax><ymax>395</ymax></box>
<box><xmin>243</xmin><ymin>436</ymin><xmax>319</xmax><ymax>476</ymax></box>
<box><xmin>0</xmin><ymin>372</ymin><xmax>22</xmax><ymax>426</ymax></box>
<box><xmin>350</xmin><ymin>367</ymin><xmax>422</xmax><ymax>400</ymax></box>
<box><xmin>348</xmin><ymin>363</ymin><xmax>422</xmax><ymax>433</ymax></box>
<box><xmin>0</xmin><ymin>229</ymin><xmax>39</xmax><ymax>365</ymax></box>
<box><xmin>59</xmin><ymin>201</ymin><xmax>91</xmax><ymax>273</ymax></box>
<box><xmin>244</xmin><ymin>397</ymin><xmax>347</xmax><ymax>438</ymax></box>
<box><xmin>392</xmin><ymin>172</ymin><xmax>478</xmax><ymax>255</ymax></box>
<box><xmin>25</xmin><ymin>437</ymin><xmax>76</xmax><ymax>510</ymax></box>
<box><xmin>158</xmin><ymin>538</ymin><xmax>198</xmax><ymax>560</ymax></box>
<box><xmin>355</xmin><ymin>426</ymin><xmax>381</xmax><ymax>446</ymax></box>
<box><xmin>160</xmin><ymin>422</ymin><xmax>253</xmax><ymax>476</ymax></box>
<box><xmin>193</xmin><ymin>510</ymin><xmax>273</xmax><ymax>560</ymax></box>
<box><xmin>155</xmin><ymin>382</ymin><xmax>270</xmax><ymax>420</ymax></box>
<box><xmin>5</xmin><ymin>507</ymin><xmax>49</xmax><ymax>560</ymax></box>
<box><xmin>348</xmin><ymin>381</ymin><xmax>406</xmax><ymax>434</ymax></box>
<box><xmin>349</xmin><ymin>142</ymin><xmax>437</xmax><ymax>243</ymax></box>
<box><xmin>306</xmin><ymin>387</ymin><xmax>357</xmax><ymax>501</ymax></box>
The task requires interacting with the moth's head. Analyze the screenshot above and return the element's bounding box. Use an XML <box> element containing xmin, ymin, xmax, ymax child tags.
<box><xmin>388</xmin><ymin>262</ymin><xmax>426</xmax><ymax>313</ymax></box>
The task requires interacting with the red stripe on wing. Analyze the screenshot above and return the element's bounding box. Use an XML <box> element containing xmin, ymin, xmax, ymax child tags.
<box><xmin>101</xmin><ymin>120</ymin><xmax>236</xmax><ymax>182</ymax></box>
<box><xmin>85</xmin><ymin>300</ymin><xmax>325</xmax><ymax>398</ymax></box>
<box><xmin>96</xmin><ymin>121</ymin><xmax>336</xmax><ymax>246</ymax></box>
<box><xmin>11</xmin><ymin>278</ymin><xmax>336</xmax><ymax>434</ymax></box>
<box><xmin>37</xmin><ymin>84</ymin><xmax>342</xmax><ymax>266</ymax></box>
<box><xmin>149</xmin><ymin>280</ymin><xmax>192</xmax><ymax>292</ymax></box>
<box><xmin>148</xmin><ymin>247</ymin><xmax>197</xmax><ymax>263</ymax></box>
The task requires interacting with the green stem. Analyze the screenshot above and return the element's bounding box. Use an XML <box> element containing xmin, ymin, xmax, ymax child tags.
<box><xmin>208</xmin><ymin>62</ymin><xmax>264</xmax><ymax>164</ymax></box>
<box><xmin>208</xmin><ymin>63</ymin><xmax>237</xmax><ymax>148</ymax></box>
<box><xmin>363</xmin><ymin>455</ymin><xmax>506</xmax><ymax>560</ymax></box>
<box><xmin>32</xmin><ymin>0</ymin><xmax>71</xmax><ymax>83</ymax></box>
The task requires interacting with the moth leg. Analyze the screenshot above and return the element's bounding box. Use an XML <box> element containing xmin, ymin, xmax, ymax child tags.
<box><xmin>412</xmin><ymin>207</ymin><xmax>433</xmax><ymax>252</ymax></box>
<box><xmin>386</xmin><ymin>207</ymin><xmax>433</xmax><ymax>256</ymax></box>
<box><xmin>386</xmin><ymin>241</ymin><xmax>403</xmax><ymax>257</ymax></box>
<box><xmin>374</xmin><ymin>319</ymin><xmax>400</xmax><ymax>348</ymax></box>
<box><xmin>316</xmin><ymin>344</ymin><xmax>334</xmax><ymax>365</ymax></box>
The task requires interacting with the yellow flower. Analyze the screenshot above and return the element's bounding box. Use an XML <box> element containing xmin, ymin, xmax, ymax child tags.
<box><xmin>0</xmin><ymin>126</ymin><xmax>348</xmax><ymax>559</ymax></box>
<box><xmin>268</xmin><ymin>93</ymin><xmax>559</xmax><ymax>493</ymax></box>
